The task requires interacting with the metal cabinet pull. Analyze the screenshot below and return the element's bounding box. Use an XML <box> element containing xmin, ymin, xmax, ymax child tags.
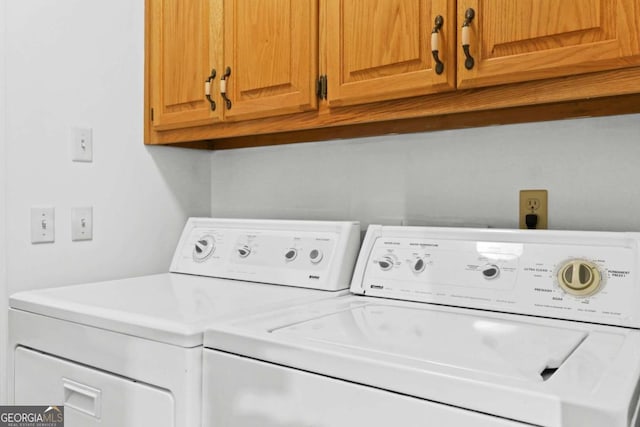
<box><xmin>431</xmin><ymin>15</ymin><xmax>445</xmax><ymax>75</ymax></box>
<box><xmin>204</xmin><ymin>69</ymin><xmax>217</xmax><ymax>111</ymax></box>
<box><xmin>220</xmin><ymin>67</ymin><xmax>232</xmax><ymax>110</ymax></box>
<box><xmin>461</xmin><ymin>8</ymin><xmax>475</xmax><ymax>70</ymax></box>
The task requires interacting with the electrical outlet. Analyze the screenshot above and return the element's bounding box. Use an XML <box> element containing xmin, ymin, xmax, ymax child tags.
<box><xmin>519</xmin><ymin>190</ymin><xmax>548</xmax><ymax>229</ymax></box>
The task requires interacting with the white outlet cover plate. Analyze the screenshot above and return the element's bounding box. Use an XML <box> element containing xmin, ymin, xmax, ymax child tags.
<box><xmin>71</xmin><ymin>127</ymin><xmax>93</xmax><ymax>162</ymax></box>
<box><xmin>31</xmin><ymin>207</ymin><xmax>55</xmax><ymax>244</ymax></box>
<box><xmin>71</xmin><ymin>206</ymin><xmax>93</xmax><ymax>241</ymax></box>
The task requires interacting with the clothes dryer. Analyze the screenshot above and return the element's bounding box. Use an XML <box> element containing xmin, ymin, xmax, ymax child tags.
<box><xmin>9</xmin><ymin>218</ymin><xmax>360</xmax><ymax>427</ymax></box>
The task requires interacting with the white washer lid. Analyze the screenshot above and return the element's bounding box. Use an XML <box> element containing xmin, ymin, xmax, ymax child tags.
<box><xmin>272</xmin><ymin>304</ymin><xmax>587</xmax><ymax>382</ymax></box>
<box><xmin>205</xmin><ymin>296</ymin><xmax>640</xmax><ymax>427</ymax></box>
<box><xmin>10</xmin><ymin>273</ymin><xmax>340</xmax><ymax>347</ymax></box>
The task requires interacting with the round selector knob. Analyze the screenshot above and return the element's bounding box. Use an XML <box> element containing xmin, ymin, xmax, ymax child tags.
<box><xmin>237</xmin><ymin>244</ymin><xmax>252</xmax><ymax>258</ymax></box>
<box><xmin>378</xmin><ymin>256</ymin><xmax>396</xmax><ymax>271</ymax></box>
<box><xmin>411</xmin><ymin>258</ymin><xmax>426</xmax><ymax>274</ymax></box>
<box><xmin>557</xmin><ymin>259</ymin><xmax>602</xmax><ymax>297</ymax></box>
<box><xmin>193</xmin><ymin>235</ymin><xmax>215</xmax><ymax>262</ymax></box>
<box><xmin>481</xmin><ymin>264</ymin><xmax>500</xmax><ymax>280</ymax></box>
<box><xmin>284</xmin><ymin>248</ymin><xmax>298</xmax><ymax>262</ymax></box>
<box><xmin>309</xmin><ymin>249</ymin><xmax>323</xmax><ymax>264</ymax></box>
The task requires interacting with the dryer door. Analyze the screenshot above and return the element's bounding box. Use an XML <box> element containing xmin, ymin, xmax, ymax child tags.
<box><xmin>14</xmin><ymin>347</ymin><xmax>173</xmax><ymax>427</ymax></box>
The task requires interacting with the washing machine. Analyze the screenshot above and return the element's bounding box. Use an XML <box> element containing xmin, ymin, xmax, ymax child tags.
<box><xmin>9</xmin><ymin>217</ymin><xmax>360</xmax><ymax>427</ymax></box>
<box><xmin>202</xmin><ymin>225</ymin><xmax>640</xmax><ymax>427</ymax></box>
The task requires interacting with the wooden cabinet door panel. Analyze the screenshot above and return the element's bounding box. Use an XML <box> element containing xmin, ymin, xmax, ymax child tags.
<box><xmin>223</xmin><ymin>0</ymin><xmax>318</xmax><ymax>121</ymax></box>
<box><xmin>326</xmin><ymin>0</ymin><xmax>456</xmax><ymax>107</ymax></box>
<box><xmin>148</xmin><ymin>0</ymin><xmax>222</xmax><ymax>130</ymax></box>
<box><xmin>458</xmin><ymin>0</ymin><xmax>640</xmax><ymax>88</ymax></box>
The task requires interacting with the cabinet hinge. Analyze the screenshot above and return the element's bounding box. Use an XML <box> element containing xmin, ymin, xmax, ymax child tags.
<box><xmin>316</xmin><ymin>75</ymin><xmax>327</xmax><ymax>100</ymax></box>
<box><xmin>150</xmin><ymin>108</ymin><xmax>154</xmax><ymax>121</ymax></box>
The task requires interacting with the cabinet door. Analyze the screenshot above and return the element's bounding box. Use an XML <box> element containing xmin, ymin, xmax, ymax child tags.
<box><xmin>222</xmin><ymin>0</ymin><xmax>318</xmax><ymax>121</ymax></box>
<box><xmin>326</xmin><ymin>0</ymin><xmax>456</xmax><ymax>107</ymax></box>
<box><xmin>457</xmin><ymin>0</ymin><xmax>640</xmax><ymax>88</ymax></box>
<box><xmin>148</xmin><ymin>0</ymin><xmax>222</xmax><ymax>130</ymax></box>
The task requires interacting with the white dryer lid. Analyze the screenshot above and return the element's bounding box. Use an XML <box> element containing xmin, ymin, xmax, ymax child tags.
<box><xmin>205</xmin><ymin>296</ymin><xmax>640</xmax><ymax>427</ymax></box>
<box><xmin>10</xmin><ymin>273</ymin><xmax>339</xmax><ymax>347</ymax></box>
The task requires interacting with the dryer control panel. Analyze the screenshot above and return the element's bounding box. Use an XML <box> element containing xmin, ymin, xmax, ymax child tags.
<box><xmin>351</xmin><ymin>225</ymin><xmax>640</xmax><ymax>328</ymax></box>
<box><xmin>170</xmin><ymin>218</ymin><xmax>361</xmax><ymax>291</ymax></box>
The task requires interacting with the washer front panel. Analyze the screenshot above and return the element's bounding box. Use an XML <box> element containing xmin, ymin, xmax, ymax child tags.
<box><xmin>351</xmin><ymin>226</ymin><xmax>640</xmax><ymax>327</ymax></box>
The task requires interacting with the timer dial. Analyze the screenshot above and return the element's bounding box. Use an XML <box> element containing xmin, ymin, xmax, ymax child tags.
<box><xmin>557</xmin><ymin>259</ymin><xmax>602</xmax><ymax>297</ymax></box>
<box><xmin>193</xmin><ymin>235</ymin><xmax>215</xmax><ymax>262</ymax></box>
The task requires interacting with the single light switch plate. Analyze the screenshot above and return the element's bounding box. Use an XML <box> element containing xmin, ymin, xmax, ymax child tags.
<box><xmin>71</xmin><ymin>206</ymin><xmax>93</xmax><ymax>241</ymax></box>
<box><xmin>71</xmin><ymin>127</ymin><xmax>93</xmax><ymax>162</ymax></box>
<box><xmin>31</xmin><ymin>207</ymin><xmax>55</xmax><ymax>243</ymax></box>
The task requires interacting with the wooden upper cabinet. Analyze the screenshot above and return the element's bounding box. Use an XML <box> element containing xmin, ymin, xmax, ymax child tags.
<box><xmin>145</xmin><ymin>0</ymin><xmax>640</xmax><ymax>147</ymax></box>
<box><xmin>458</xmin><ymin>0</ymin><xmax>640</xmax><ymax>88</ymax></box>
<box><xmin>148</xmin><ymin>0</ymin><xmax>223</xmax><ymax>131</ymax></box>
<box><xmin>222</xmin><ymin>0</ymin><xmax>318</xmax><ymax>121</ymax></box>
<box><xmin>325</xmin><ymin>0</ymin><xmax>456</xmax><ymax>107</ymax></box>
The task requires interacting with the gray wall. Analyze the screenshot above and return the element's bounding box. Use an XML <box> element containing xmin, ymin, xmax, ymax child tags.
<box><xmin>211</xmin><ymin>113</ymin><xmax>640</xmax><ymax>231</ymax></box>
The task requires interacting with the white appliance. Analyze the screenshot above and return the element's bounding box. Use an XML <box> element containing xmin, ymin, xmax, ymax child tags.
<box><xmin>202</xmin><ymin>225</ymin><xmax>640</xmax><ymax>427</ymax></box>
<box><xmin>9</xmin><ymin>218</ymin><xmax>360</xmax><ymax>427</ymax></box>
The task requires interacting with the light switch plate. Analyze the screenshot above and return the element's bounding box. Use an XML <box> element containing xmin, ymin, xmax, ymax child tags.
<box><xmin>31</xmin><ymin>207</ymin><xmax>55</xmax><ymax>243</ymax></box>
<box><xmin>71</xmin><ymin>206</ymin><xmax>93</xmax><ymax>241</ymax></box>
<box><xmin>71</xmin><ymin>127</ymin><xmax>93</xmax><ymax>162</ymax></box>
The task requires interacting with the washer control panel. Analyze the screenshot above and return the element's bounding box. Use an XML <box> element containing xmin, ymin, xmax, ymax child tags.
<box><xmin>171</xmin><ymin>218</ymin><xmax>361</xmax><ymax>291</ymax></box>
<box><xmin>352</xmin><ymin>225</ymin><xmax>640</xmax><ymax>328</ymax></box>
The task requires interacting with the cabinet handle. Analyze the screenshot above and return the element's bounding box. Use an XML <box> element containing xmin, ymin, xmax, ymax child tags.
<box><xmin>204</xmin><ymin>69</ymin><xmax>217</xmax><ymax>111</ymax></box>
<box><xmin>461</xmin><ymin>8</ymin><xmax>475</xmax><ymax>70</ymax></box>
<box><xmin>220</xmin><ymin>67</ymin><xmax>232</xmax><ymax>110</ymax></box>
<box><xmin>431</xmin><ymin>15</ymin><xmax>445</xmax><ymax>75</ymax></box>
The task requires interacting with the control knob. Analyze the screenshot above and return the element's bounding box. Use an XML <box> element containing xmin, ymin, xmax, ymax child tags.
<box><xmin>193</xmin><ymin>235</ymin><xmax>215</xmax><ymax>262</ymax></box>
<box><xmin>284</xmin><ymin>248</ymin><xmax>298</xmax><ymax>262</ymax></box>
<box><xmin>237</xmin><ymin>244</ymin><xmax>252</xmax><ymax>258</ymax></box>
<box><xmin>309</xmin><ymin>249</ymin><xmax>323</xmax><ymax>264</ymax></box>
<box><xmin>557</xmin><ymin>259</ymin><xmax>602</xmax><ymax>297</ymax></box>
<box><xmin>481</xmin><ymin>264</ymin><xmax>500</xmax><ymax>280</ymax></box>
<box><xmin>411</xmin><ymin>258</ymin><xmax>426</xmax><ymax>274</ymax></box>
<box><xmin>378</xmin><ymin>255</ymin><xmax>396</xmax><ymax>271</ymax></box>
